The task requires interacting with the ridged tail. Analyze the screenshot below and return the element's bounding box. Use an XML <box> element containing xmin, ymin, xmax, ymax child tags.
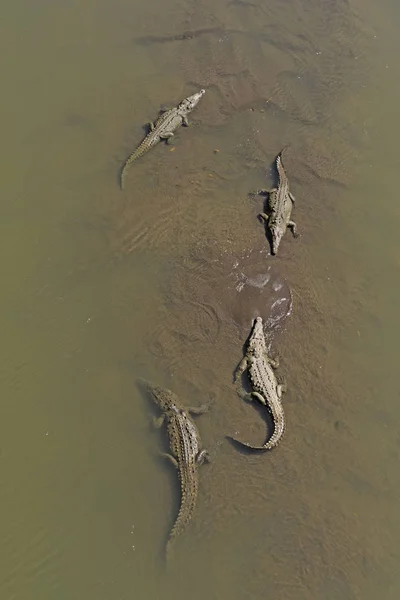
<box><xmin>275</xmin><ymin>144</ymin><xmax>289</xmax><ymax>169</ymax></box>
<box><xmin>229</xmin><ymin>411</ymin><xmax>285</xmax><ymax>451</ymax></box>
<box><xmin>120</xmin><ymin>138</ymin><xmax>156</xmax><ymax>189</ymax></box>
<box><xmin>277</xmin><ymin>144</ymin><xmax>289</xmax><ymax>158</ymax></box>
<box><xmin>165</xmin><ymin>475</ymin><xmax>197</xmax><ymax>561</ymax></box>
<box><xmin>230</xmin><ymin>432</ymin><xmax>283</xmax><ymax>451</ymax></box>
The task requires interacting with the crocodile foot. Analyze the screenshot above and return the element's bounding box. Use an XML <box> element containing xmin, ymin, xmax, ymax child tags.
<box><xmin>159</xmin><ymin>451</ymin><xmax>179</xmax><ymax>468</ymax></box>
<box><xmin>196</xmin><ymin>449</ymin><xmax>210</xmax><ymax>464</ymax></box>
<box><xmin>288</xmin><ymin>220</ymin><xmax>299</xmax><ymax>238</ymax></box>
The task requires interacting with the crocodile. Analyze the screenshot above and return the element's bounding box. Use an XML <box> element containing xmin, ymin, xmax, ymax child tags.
<box><xmin>139</xmin><ymin>379</ymin><xmax>210</xmax><ymax>557</ymax></box>
<box><xmin>120</xmin><ymin>89</ymin><xmax>205</xmax><ymax>188</ymax></box>
<box><xmin>231</xmin><ymin>317</ymin><xmax>286</xmax><ymax>451</ymax></box>
<box><xmin>258</xmin><ymin>148</ymin><xmax>299</xmax><ymax>255</ymax></box>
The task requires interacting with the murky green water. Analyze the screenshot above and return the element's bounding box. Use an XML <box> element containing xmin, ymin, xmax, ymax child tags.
<box><xmin>1</xmin><ymin>0</ymin><xmax>400</xmax><ymax>598</ymax></box>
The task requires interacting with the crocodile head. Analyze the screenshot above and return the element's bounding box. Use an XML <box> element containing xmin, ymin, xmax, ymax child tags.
<box><xmin>138</xmin><ymin>378</ymin><xmax>173</xmax><ymax>411</ymax></box>
<box><xmin>269</xmin><ymin>224</ymin><xmax>284</xmax><ymax>255</ymax></box>
<box><xmin>178</xmin><ymin>89</ymin><xmax>206</xmax><ymax>114</ymax></box>
<box><xmin>247</xmin><ymin>316</ymin><xmax>266</xmax><ymax>353</ymax></box>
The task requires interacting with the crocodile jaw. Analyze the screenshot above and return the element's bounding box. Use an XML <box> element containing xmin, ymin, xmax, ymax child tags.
<box><xmin>270</xmin><ymin>225</ymin><xmax>284</xmax><ymax>255</ymax></box>
<box><xmin>138</xmin><ymin>378</ymin><xmax>170</xmax><ymax>411</ymax></box>
<box><xmin>248</xmin><ymin>317</ymin><xmax>266</xmax><ymax>353</ymax></box>
<box><xmin>179</xmin><ymin>89</ymin><xmax>205</xmax><ymax>114</ymax></box>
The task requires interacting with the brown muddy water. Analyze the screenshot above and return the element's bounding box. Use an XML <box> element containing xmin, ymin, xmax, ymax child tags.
<box><xmin>1</xmin><ymin>0</ymin><xmax>400</xmax><ymax>598</ymax></box>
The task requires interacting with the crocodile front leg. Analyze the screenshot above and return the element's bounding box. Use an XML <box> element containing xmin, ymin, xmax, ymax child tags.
<box><xmin>182</xmin><ymin>116</ymin><xmax>189</xmax><ymax>126</ymax></box>
<box><xmin>234</xmin><ymin>356</ymin><xmax>249</xmax><ymax>382</ymax></box>
<box><xmin>187</xmin><ymin>404</ymin><xmax>210</xmax><ymax>415</ymax></box>
<box><xmin>153</xmin><ymin>415</ymin><xmax>166</xmax><ymax>428</ymax></box>
<box><xmin>288</xmin><ymin>220</ymin><xmax>299</xmax><ymax>237</ymax></box>
<box><xmin>258</xmin><ymin>212</ymin><xmax>270</xmax><ymax>223</ymax></box>
<box><xmin>266</xmin><ymin>354</ymin><xmax>279</xmax><ymax>369</ymax></box>
<box><xmin>257</xmin><ymin>188</ymin><xmax>277</xmax><ymax>195</ymax></box>
<box><xmin>289</xmin><ymin>192</ymin><xmax>296</xmax><ymax>204</ymax></box>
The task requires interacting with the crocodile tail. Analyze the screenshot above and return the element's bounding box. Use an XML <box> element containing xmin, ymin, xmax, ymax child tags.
<box><xmin>229</xmin><ymin>436</ymin><xmax>270</xmax><ymax>452</ymax></box>
<box><xmin>263</xmin><ymin>399</ymin><xmax>286</xmax><ymax>449</ymax></box>
<box><xmin>228</xmin><ymin>415</ymin><xmax>285</xmax><ymax>451</ymax></box>
<box><xmin>262</xmin><ymin>421</ymin><xmax>285</xmax><ymax>450</ymax></box>
<box><xmin>278</xmin><ymin>144</ymin><xmax>290</xmax><ymax>158</ymax></box>
<box><xmin>276</xmin><ymin>145</ymin><xmax>289</xmax><ymax>168</ymax></box>
<box><xmin>165</xmin><ymin>479</ymin><xmax>197</xmax><ymax>560</ymax></box>
<box><xmin>120</xmin><ymin>140</ymin><xmax>153</xmax><ymax>189</ymax></box>
<box><xmin>165</xmin><ymin>540</ymin><xmax>175</xmax><ymax>564</ymax></box>
<box><xmin>274</xmin><ymin>145</ymin><xmax>291</xmax><ymax>186</ymax></box>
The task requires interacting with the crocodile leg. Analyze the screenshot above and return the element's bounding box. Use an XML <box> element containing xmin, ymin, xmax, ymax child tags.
<box><xmin>160</xmin><ymin>132</ymin><xmax>174</xmax><ymax>144</ymax></box>
<box><xmin>239</xmin><ymin>391</ymin><xmax>267</xmax><ymax>405</ymax></box>
<box><xmin>148</xmin><ymin>122</ymin><xmax>155</xmax><ymax>131</ymax></box>
<box><xmin>250</xmin><ymin>391</ymin><xmax>268</xmax><ymax>405</ymax></box>
<box><xmin>196</xmin><ymin>449</ymin><xmax>210</xmax><ymax>464</ymax></box>
<box><xmin>153</xmin><ymin>415</ymin><xmax>166</xmax><ymax>428</ymax></box>
<box><xmin>257</xmin><ymin>188</ymin><xmax>276</xmax><ymax>195</ymax></box>
<box><xmin>258</xmin><ymin>212</ymin><xmax>269</xmax><ymax>223</ymax></box>
<box><xmin>187</xmin><ymin>404</ymin><xmax>209</xmax><ymax>415</ymax></box>
<box><xmin>234</xmin><ymin>356</ymin><xmax>249</xmax><ymax>381</ymax></box>
<box><xmin>276</xmin><ymin>383</ymin><xmax>287</xmax><ymax>398</ymax></box>
<box><xmin>159</xmin><ymin>452</ymin><xmax>179</xmax><ymax>468</ymax></box>
<box><xmin>288</xmin><ymin>220</ymin><xmax>299</xmax><ymax>238</ymax></box>
<box><xmin>266</xmin><ymin>354</ymin><xmax>279</xmax><ymax>369</ymax></box>
<box><xmin>182</xmin><ymin>116</ymin><xmax>189</xmax><ymax>126</ymax></box>
<box><xmin>289</xmin><ymin>192</ymin><xmax>296</xmax><ymax>204</ymax></box>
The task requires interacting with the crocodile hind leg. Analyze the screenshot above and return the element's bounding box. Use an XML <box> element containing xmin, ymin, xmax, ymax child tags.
<box><xmin>277</xmin><ymin>383</ymin><xmax>287</xmax><ymax>398</ymax></box>
<box><xmin>250</xmin><ymin>391</ymin><xmax>268</xmax><ymax>405</ymax></box>
<box><xmin>288</xmin><ymin>221</ymin><xmax>299</xmax><ymax>238</ymax></box>
<box><xmin>160</xmin><ymin>132</ymin><xmax>174</xmax><ymax>144</ymax></box>
<box><xmin>289</xmin><ymin>192</ymin><xmax>296</xmax><ymax>204</ymax></box>
<box><xmin>240</xmin><ymin>391</ymin><xmax>267</xmax><ymax>406</ymax></box>
<box><xmin>159</xmin><ymin>452</ymin><xmax>178</xmax><ymax>468</ymax></box>
<box><xmin>148</xmin><ymin>122</ymin><xmax>155</xmax><ymax>131</ymax></box>
<box><xmin>196</xmin><ymin>449</ymin><xmax>210</xmax><ymax>464</ymax></box>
